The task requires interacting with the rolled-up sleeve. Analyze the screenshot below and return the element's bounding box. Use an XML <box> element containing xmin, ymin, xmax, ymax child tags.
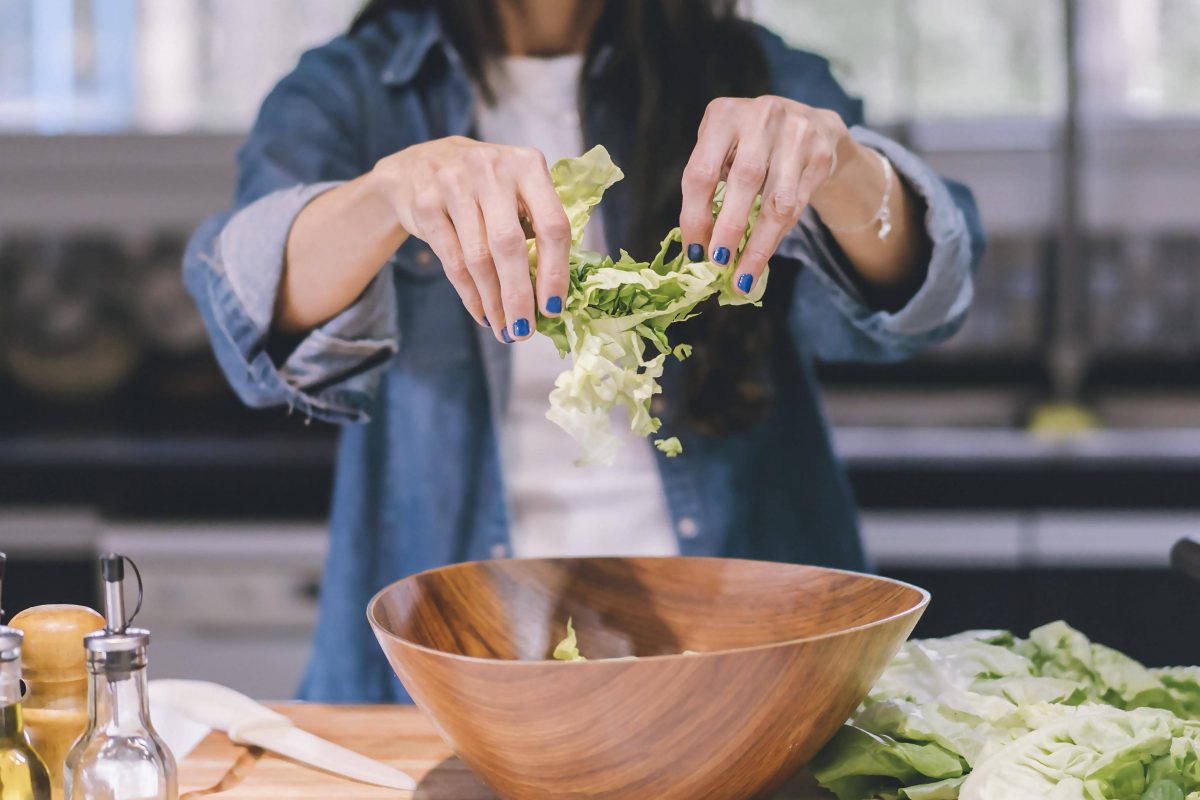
<box><xmin>779</xmin><ymin>126</ymin><xmax>984</xmax><ymax>363</ymax></box>
<box><xmin>183</xmin><ymin>40</ymin><xmax>399</xmax><ymax>424</ymax></box>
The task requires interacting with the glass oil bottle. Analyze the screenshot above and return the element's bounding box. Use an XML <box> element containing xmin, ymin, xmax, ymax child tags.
<box><xmin>0</xmin><ymin>553</ymin><xmax>53</xmax><ymax>800</ymax></box>
<box><xmin>63</xmin><ymin>555</ymin><xmax>176</xmax><ymax>800</ymax></box>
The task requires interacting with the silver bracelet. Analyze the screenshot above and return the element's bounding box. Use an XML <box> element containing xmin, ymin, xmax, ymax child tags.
<box><xmin>822</xmin><ymin>148</ymin><xmax>894</xmax><ymax>241</ymax></box>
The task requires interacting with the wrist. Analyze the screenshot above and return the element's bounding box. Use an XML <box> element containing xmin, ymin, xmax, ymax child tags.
<box><xmin>364</xmin><ymin>158</ymin><xmax>399</xmax><ymax>213</ymax></box>
<box><xmin>811</xmin><ymin>137</ymin><xmax>868</xmax><ymax>210</ymax></box>
<box><xmin>363</xmin><ymin>160</ymin><xmax>411</xmax><ymax>240</ymax></box>
<box><xmin>811</xmin><ymin>139</ymin><xmax>890</xmax><ymax>231</ymax></box>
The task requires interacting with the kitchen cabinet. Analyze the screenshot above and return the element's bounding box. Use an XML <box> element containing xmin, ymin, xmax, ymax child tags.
<box><xmin>0</xmin><ymin>508</ymin><xmax>99</xmax><ymax>610</ymax></box>
<box><xmin>0</xmin><ymin>514</ymin><xmax>328</xmax><ymax>700</ymax></box>
<box><xmin>99</xmin><ymin>522</ymin><xmax>327</xmax><ymax>700</ymax></box>
<box><xmin>867</xmin><ymin>510</ymin><xmax>1200</xmax><ymax>666</ymax></box>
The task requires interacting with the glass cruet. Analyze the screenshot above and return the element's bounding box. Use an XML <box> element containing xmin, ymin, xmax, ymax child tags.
<box><xmin>63</xmin><ymin>555</ymin><xmax>176</xmax><ymax>800</ymax></box>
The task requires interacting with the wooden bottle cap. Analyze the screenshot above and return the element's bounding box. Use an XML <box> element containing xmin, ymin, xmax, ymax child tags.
<box><xmin>10</xmin><ymin>604</ymin><xmax>105</xmax><ymax>683</ymax></box>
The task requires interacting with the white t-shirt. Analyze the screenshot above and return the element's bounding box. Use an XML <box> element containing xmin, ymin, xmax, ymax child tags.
<box><xmin>475</xmin><ymin>54</ymin><xmax>679</xmax><ymax>559</ymax></box>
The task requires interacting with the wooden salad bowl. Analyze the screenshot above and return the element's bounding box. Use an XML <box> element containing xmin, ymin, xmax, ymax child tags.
<box><xmin>368</xmin><ymin>556</ymin><xmax>928</xmax><ymax>800</ymax></box>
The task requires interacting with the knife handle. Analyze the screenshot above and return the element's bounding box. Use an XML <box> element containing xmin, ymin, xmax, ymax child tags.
<box><xmin>1170</xmin><ymin>538</ymin><xmax>1200</xmax><ymax>584</ymax></box>
<box><xmin>149</xmin><ymin>679</ymin><xmax>290</xmax><ymax>732</ymax></box>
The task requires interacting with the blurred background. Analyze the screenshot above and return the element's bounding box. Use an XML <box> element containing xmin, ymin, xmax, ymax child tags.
<box><xmin>1</xmin><ymin>0</ymin><xmax>1199</xmax><ymax>698</ymax></box>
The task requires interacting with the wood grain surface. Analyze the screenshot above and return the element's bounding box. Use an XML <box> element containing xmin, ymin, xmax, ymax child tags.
<box><xmin>369</xmin><ymin>557</ymin><xmax>927</xmax><ymax>800</ymax></box>
<box><xmin>177</xmin><ymin>704</ymin><xmax>834</xmax><ymax>799</ymax></box>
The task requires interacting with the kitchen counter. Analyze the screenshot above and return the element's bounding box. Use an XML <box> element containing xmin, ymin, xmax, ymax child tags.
<box><xmin>177</xmin><ymin>704</ymin><xmax>832</xmax><ymax>799</ymax></box>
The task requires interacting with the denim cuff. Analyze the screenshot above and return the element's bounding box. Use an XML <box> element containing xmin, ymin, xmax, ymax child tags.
<box><xmin>197</xmin><ymin>182</ymin><xmax>400</xmax><ymax>423</ymax></box>
<box><xmin>779</xmin><ymin>126</ymin><xmax>975</xmax><ymax>349</ymax></box>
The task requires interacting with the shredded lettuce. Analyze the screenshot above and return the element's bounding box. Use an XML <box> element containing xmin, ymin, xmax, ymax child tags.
<box><xmin>811</xmin><ymin>622</ymin><xmax>1200</xmax><ymax>800</ymax></box>
<box><xmin>654</xmin><ymin>437</ymin><xmax>683</xmax><ymax>457</ymax></box>
<box><xmin>531</xmin><ymin>146</ymin><xmax>766</xmax><ymax>466</ymax></box>
<box><xmin>552</xmin><ymin>617</ymin><xmax>586</xmax><ymax>662</ymax></box>
<box><xmin>549</xmin><ymin>618</ymin><xmax>700</xmax><ymax>661</ymax></box>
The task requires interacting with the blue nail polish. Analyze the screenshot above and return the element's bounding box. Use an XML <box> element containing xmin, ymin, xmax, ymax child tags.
<box><xmin>512</xmin><ymin>318</ymin><xmax>530</xmax><ymax>338</ymax></box>
<box><xmin>501</xmin><ymin>328</ymin><xmax>514</xmax><ymax>344</ymax></box>
<box><xmin>687</xmin><ymin>243</ymin><xmax>704</xmax><ymax>262</ymax></box>
<box><xmin>713</xmin><ymin>246</ymin><xmax>730</xmax><ymax>265</ymax></box>
<box><xmin>737</xmin><ymin>273</ymin><xmax>753</xmax><ymax>293</ymax></box>
<box><xmin>546</xmin><ymin>295</ymin><xmax>563</xmax><ymax>314</ymax></box>
<box><xmin>482</xmin><ymin>316</ymin><xmax>490</xmax><ymax>327</ymax></box>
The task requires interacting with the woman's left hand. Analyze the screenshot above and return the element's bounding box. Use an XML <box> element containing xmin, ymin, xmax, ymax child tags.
<box><xmin>678</xmin><ymin>95</ymin><xmax>851</xmax><ymax>295</ymax></box>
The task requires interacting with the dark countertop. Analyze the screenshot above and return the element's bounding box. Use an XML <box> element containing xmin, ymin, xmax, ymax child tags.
<box><xmin>835</xmin><ymin>427</ymin><xmax>1200</xmax><ymax>509</ymax></box>
<box><xmin>4</xmin><ymin>427</ymin><xmax>1200</xmax><ymax>516</ymax></box>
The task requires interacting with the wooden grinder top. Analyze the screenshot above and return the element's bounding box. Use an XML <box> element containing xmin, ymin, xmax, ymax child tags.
<box><xmin>10</xmin><ymin>604</ymin><xmax>105</xmax><ymax>683</ymax></box>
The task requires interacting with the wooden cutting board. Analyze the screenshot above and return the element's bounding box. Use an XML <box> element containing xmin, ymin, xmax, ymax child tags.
<box><xmin>178</xmin><ymin>704</ymin><xmax>834</xmax><ymax>799</ymax></box>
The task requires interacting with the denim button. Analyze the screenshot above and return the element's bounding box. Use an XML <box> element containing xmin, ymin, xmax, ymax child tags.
<box><xmin>677</xmin><ymin>517</ymin><xmax>699</xmax><ymax>539</ymax></box>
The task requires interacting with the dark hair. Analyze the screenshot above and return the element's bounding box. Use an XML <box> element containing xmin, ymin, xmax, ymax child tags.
<box><xmin>354</xmin><ymin>0</ymin><xmax>783</xmax><ymax>436</ymax></box>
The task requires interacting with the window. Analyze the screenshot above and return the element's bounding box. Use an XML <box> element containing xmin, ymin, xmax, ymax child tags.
<box><xmin>1078</xmin><ymin>0</ymin><xmax>1200</xmax><ymax>116</ymax></box>
<box><xmin>746</xmin><ymin>0</ymin><xmax>1066</xmax><ymax>122</ymax></box>
<box><xmin>3</xmin><ymin>1</ymin><xmax>1198</xmax><ymax>132</ymax></box>
<box><xmin>0</xmin><ymin>0</ymin><xmax>362</xmax><ymax>133</ymax></box>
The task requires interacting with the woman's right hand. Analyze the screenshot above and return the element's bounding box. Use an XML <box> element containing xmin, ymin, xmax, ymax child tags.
<box><xmin>368</xmin><ymin>136</ymin><xmax>572</xmax><ymax>343</ymax></box>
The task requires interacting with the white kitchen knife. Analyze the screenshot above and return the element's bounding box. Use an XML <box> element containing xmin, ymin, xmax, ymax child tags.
<box><xmin>148</xmin><ymin>679</ymin><xmax>417</xmax><ymax>791</ymax></box>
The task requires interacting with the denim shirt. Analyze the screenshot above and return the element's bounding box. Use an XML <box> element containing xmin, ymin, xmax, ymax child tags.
<box><xmin>183</xmin><ymin>7</ymin><xmax>984</xmax><ymax>702</ymax></box>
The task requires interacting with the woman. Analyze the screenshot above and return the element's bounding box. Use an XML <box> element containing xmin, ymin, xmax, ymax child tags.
<box><xmin>185</xmin><ymin>0</ymin><xmax>982</xmax><ymax>702</ymax></box>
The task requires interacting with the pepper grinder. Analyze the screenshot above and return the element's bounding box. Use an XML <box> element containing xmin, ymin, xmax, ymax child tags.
<box><xmin>10</xmin><ymin>602</ymin><xmax>105</xmax><ymax>800</ymax></box>
<box><xmin>63</xmin><ymin>554</ymin><xmax>177</xmax><ymax>800</ymax></box>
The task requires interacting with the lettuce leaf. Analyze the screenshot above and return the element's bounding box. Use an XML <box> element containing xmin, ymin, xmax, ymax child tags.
<box><xmin>552</xmin><ymin>617</ymin><xmax>586</xmax><ymax>662</ymax></box>
<box><xmin>654</xmin><ymin>437</ymin><xmax>683</xmax><ymax>457</ymax></box>
<box><xmin>811</xmin><ymin>622</ymin><xmax>1200</xmax><ymax>800</ymax></box>
<box><xmin>531</xmin><ymin>146</ymin><xmax>766</xmax><ymax>466</ymax></box>
<box><xmin>901</xmin><ymin>777</ymin><xmax>969</xmax><ymax>800</ymax></box>
<box><xmin>807</xmin><ymin>725</ymin><xmax>965</xmax><ymax>800</ymax></box>
<box><xmin>549</xmin><ymin>619</ymin><xmax>700</xmax><ymax>662</ymax></box>
<box><xmin>1023</xmin><ymin>621</ymin><xmax>1186</xmax><ymax>715</ymax></box>
<box><xmin>958</xmin><ymin>707</ymin><xmax>1200</xmax><ymax>800</ymax></box>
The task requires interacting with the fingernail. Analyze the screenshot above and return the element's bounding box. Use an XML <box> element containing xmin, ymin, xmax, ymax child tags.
<box><xmin>687</xmin><ymin>243</ymin><xmax>704</xmax><ymax>262</ymax></box>
<box><xmin>512</xmin><ymin>318</ymin><xmax>530</xmax><ymax>338</ymax></box>
<box><xmin>736</xmin><ymin>273</ymin><xmax>753</xmax><ymax>293</ymax></box>
<box><xmin>482</xmin><ymin>316</ymin><xmax>490</xmax><ymax>327</ymax></box>
<box><xmin>501</xmin><ymin>328</ymin><xmax>514</xmax><ymax>344</ymax></box>
<box><xmin>546</xmin><ymin>295</ymin><xmax>563</xmax><ymax>314</ymax></box>
<box><xmin>712</xmin><ymin>246</ymin><xmax>730</xmax><ymax>265</ymax></box>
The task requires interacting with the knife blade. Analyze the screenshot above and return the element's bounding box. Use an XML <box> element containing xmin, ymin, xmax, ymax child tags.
<box><xmin>149</xmin><ymin>679</ymin><xmax>417</xmax><ymax>791</ymax></box>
